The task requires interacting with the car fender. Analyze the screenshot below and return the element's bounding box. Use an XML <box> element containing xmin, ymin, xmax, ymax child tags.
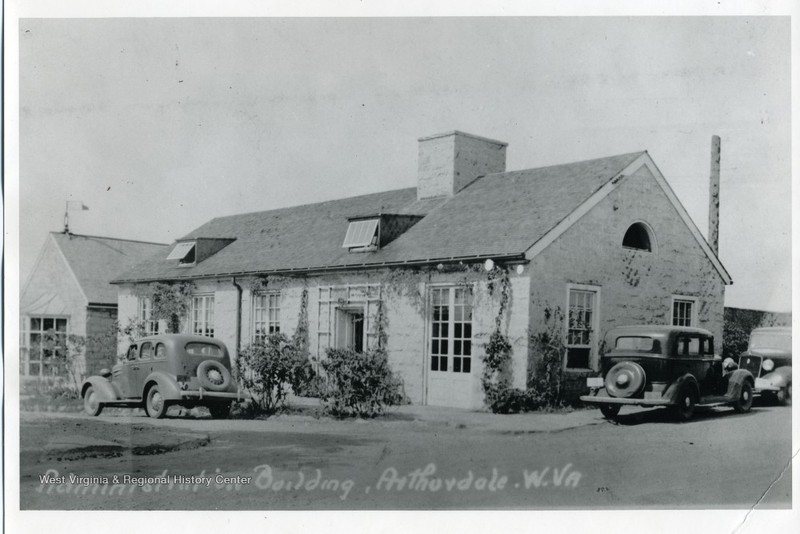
<box><xmin>664</xmin><ymin>374</ymin><xmax>699</xmax><ymax>404</ymax></box>
<box><xmin>141</xmin><ymin>371</ymin><xmax>183</xmax><ymax>401</ymax></box>
<box><xmin>81</xmin><ymin>376</ymin><xmax>122</xmax><ymax>402</ymax></box>
<box><xmin>759</xmin><ymin>366</ymin><xmax>791</xmax><ymax>389</ymax></box>
<box><xmin>723</xmin><ymin>368</ymin><xmax>755</xmax><ymax>399</ymax></box>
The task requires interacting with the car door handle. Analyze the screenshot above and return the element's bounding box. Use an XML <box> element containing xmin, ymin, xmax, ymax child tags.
<box><xmin>132</xmin><ymin>366</ymin><xmax>140</xmax><ymax>370</ymax></box>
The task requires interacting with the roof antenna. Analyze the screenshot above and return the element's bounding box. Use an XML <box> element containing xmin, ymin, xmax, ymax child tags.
<box><xmin>64</xmin><ymin>200</ymin><xmax>89</xmax><ymax>237</ymax></box>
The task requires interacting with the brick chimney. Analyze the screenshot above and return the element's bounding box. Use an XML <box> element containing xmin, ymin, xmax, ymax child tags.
<box><xmin>417</xmin><ymin>131</ymin><xmax>507</xmax><ymax>200</ymax></box>
<box><xmin>708</xmin><ymin>135</ymin><xmax>721</xmax><ymax>256</ymax></box>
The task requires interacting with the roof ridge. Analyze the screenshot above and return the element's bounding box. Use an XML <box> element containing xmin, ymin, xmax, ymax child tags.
<box><xmin>51</xmin><ymin>231</ymin><xmax>169</xmax><ymax>246</ymax></box>
<box><xmin>484</xmin><ymin>150</ymin><xmax>647</xmax><ymax>178</ymax></box>
<box><xmin>197</xmin><ymin>186</ymin><xmax>418</xmax><ymax>222</ymax></box>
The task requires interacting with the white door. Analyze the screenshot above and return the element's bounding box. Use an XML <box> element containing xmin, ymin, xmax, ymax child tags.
<box><xmin>426</xmin><ymin>287</ymin><xmax>474</xmax><ymax>407</ymax></box>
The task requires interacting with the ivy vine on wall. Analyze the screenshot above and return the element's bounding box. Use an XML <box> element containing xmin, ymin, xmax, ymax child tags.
<box><xmin>292</xmin><ymin>286</ymin><xmax>310</xmax><ymax>358</ymax></box>
<box><xmin>480</xmin><ymin>266</ymin><xmax>516</xmax><ymax>410</ymax></box>
<box><xmin>133</xmin><ymin>281</ymin><xmax>195</xmax><ymax>333</ymax></box>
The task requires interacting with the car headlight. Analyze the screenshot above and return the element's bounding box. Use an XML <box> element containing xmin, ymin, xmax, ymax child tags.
<box><xmin>762</xmin><ymin>359</ymin><xmax>775</xmax><ymax>372</ymax></box>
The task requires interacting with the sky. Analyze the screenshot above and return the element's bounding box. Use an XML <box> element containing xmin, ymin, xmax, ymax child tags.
<box><xmin>16</xmin><ymin>16</ymin><xmax>792</xmax><ymax>311</ymax></box>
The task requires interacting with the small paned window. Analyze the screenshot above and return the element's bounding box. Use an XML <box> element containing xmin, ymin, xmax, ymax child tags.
<box><xmin>253</xmin><ymin>292</ymin><xmax>281</xmax><ymax>343</ymax></box>
<box><xmin>672</xmin><ymin>298</ymin><xmax>695</xmax><ymax>327</ymax></box>
<box><xmin>22</xmin><ymin>316</ymin><xmax>68</xmax><ymax>377</ymax></box>
<box><xmin>566</xmin><ymin>288</ymin><xmax>598</xmax><ymax>369</ymax></box>
<box><xmin>191</xmin><ymin>295</ymin><xmax>215</xmax><ymax>337</ymax></box>
<box><xmin>139</xmin><ymin>298</ymin><xmax>159</xmax><ymax>336</ymax></box>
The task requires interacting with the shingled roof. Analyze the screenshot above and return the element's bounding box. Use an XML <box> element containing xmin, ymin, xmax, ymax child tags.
<box><xmin>112</xmin><ymin>151</ymin><xmax>670</xmax><ymax>283</ymax></box>
<box><xmin>49</xmin><ymin>233</ymin><xmax>168</xmax><ymax>303</ymax></box>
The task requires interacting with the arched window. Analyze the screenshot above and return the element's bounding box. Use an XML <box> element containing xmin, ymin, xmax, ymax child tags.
<box><xmin>622</xmin><ymin>223</ymin><xmax>653</xmax><ymax>252</ymax></box>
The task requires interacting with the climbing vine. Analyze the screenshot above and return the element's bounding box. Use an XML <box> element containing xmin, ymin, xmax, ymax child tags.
<box><xmin>375</xmin><ymin>298</ymin><xmax>389</xmax><ymax>352</ymax></box>
<box><xmin>133</xmin><ymin>281</ymin><xmax>195</xmax><ymax>333</ymax></box>
<box><xmin>527</xmin><ymin>306</ymin><xmax>567</xmax><ymax>407</ymax></box>
<box><xmin>480</xmin><ymin>266</ymin><xmax>517</xmax><ymax>411</ymax></box>
<box><xmin>249</xmin><ymin>275</ymin><xmax>295</xmax><ymax>293</ymax></box>
<box><xmin>249</xmin><ymin>275</ymin><xmax>310</xmax><ymax>357</ymax></box>
<box><xmin>292</xmin><ymin>286</ymin><xmax>310</xmax><ymax>357</ymax></box>
<box><xmin>380</xmin><ymin>262</ymin><xmax>490</xmax><ymax>314</ymax></box>
<box><xmin>480</xmin><ymin>276</ymin><xmax>568</xmax><ymax>414</ymax></box>
<box><xmin>380</xmin><ymin>266</ymin><xmax>434</xmax><ymax>313</ymax></box>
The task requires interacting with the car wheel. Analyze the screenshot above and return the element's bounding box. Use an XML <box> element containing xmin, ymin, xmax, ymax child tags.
<box><xmin>775</xmin><ymin>384</ymin><xmax>790</xmax><ymax>406</ymax></box>
<box><xmin>672</xmin><ymin>386</ymin><xmax>696</xmax><ymax>421</ymax></box>
<box><xmin>599</xmin><ymin>404</ymin><xmax>621</xmax><ymax>419</ymax></box>
<box><xmin>145</xmin><ymin>385</ymin><xmax>169</xmax><ymax>419</ymax></box>
<box><xmin>733</xmin><ymin>381</ymin><xmax>754</xmax><ymax>413</ymax></box>
<box><xmin>208</xmin><ymin>402</ymin><xmax>232</xmax><ymax>419</ymax></box>
<box><xmin>83</xmin><ymin>386</ymin><xmax>103</xmax><ymax>417</ymax></box>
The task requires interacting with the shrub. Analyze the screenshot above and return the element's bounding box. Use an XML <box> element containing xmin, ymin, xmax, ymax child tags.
<box><xmin>481</xmin><ymin>329</ymin><xmax>514</xmax><ymax>411</ymax></box>
<box><xmin>236</xmin><ymin>333</ymin><xmax>311</xmax><ymax>414</ymax></box>
<box><xmin>482</xmin><ymin>306</ymin><xmax>567</xmax><ymax>414</ymax></box>
<box><xmin>44</xmin><ymin>383</ymin><xmax>80</xmax><ymax>401</ymax></box>
<box><xmin>320</xmin><ymin>348</ymin><xmax>406</xmax><ymax>418</ymax></box>
<box><xmin>527</xmin><ymin>317</ymin><xmax>566</xmax><ymax>408</ymax></box>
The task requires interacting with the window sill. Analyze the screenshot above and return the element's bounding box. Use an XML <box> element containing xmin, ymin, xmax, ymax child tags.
<box><xmin>563</xmin><ymin>368</ymin><xmax>596</xmax><ymax>374</ymax></box>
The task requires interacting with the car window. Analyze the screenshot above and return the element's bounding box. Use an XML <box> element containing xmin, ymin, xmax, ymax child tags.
<box><xmin>749</xmin><ymin>332</ymin><xmax>791</xmax><ymax>352</ymax></box>
<box><xmin>615</xmin><ymin>336</ymin><xmax>654</xmax><ymax>351</ymax></box>
<box><xmin>126</xmin><ymin>345</ymin><xmax>138</xmax><ymax>361</ymax></box>
<box><xmin>140</xmin><ymin>342</ymin><xmax>154</xmax><ymax>360</ymax></box>
<box><xmin>155</xmin><ymin>343</ymin><xmax>167</xmax><ymax>359</ymax></box>
<box><xmin>677</xmin><ymin>336</ymin><xmax>701</xmax><ymax>357</ymax></box>
<box><xmin>185</xmin><ymin>342</ymin><xmax>222</xmax><ymax>357</ymax></box>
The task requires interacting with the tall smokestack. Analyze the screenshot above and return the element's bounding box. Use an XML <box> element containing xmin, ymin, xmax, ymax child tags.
<box><xmin>708</xmin><ymin>135</ymin><xmax>721</xmax><ymax>256</ymax></box>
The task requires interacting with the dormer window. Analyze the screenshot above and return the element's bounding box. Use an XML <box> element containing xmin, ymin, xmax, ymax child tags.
<box><xmin>166</xmin><ymin>241</ymin><xmax>196</xmax><ymax>265</ymax></box>
<box><xmin>342</xmin><ymin>214</ymin><xmax>424</xmax><ymax>253</ymax></box>
<box><xmin>342</xmin><ymin>219</ymin><xmax>379</xmax><ymax>252</ymax></box>
<box><xmin>166</xmin><ymin>237</ymin><xmax>236</xmax><ymax>266</ymax></box>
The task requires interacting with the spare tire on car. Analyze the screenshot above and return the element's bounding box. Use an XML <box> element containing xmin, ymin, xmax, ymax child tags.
<box><xmin>605</xmin><ymin>361</ymin><xmax>646</xmax><ymax>398</ymax></box>
<box><xmin>196</xmin><ymin>360</ymin><xmax>232</xmax><ymax>391</ymax></box>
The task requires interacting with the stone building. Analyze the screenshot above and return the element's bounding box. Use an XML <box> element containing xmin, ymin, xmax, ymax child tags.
<box><xmin>20</xmin><ymin>232</ymin><xmax>168</xmax><ymax>380</ymax></box>
<box><xmin>112</xmin><ymin>131</ymin><xmax>731</xmax><ymax>408</ymax></box>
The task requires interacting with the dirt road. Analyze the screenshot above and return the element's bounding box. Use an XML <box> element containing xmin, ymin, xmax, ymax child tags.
<box><xmin>19</xmin><ymin>404</ymin><xmax>792</xmax><ymax>510</ymax></box>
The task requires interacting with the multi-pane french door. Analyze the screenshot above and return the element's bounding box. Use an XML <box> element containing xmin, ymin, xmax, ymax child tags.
<box><xmin>427</xmin><ymin>286</ymin><xmax>474</xmax><ymax>407</ymax></box>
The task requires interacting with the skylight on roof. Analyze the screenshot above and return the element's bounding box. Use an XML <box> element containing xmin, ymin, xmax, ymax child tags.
<box><xmin>342</xmin><ymin>219</ymin><xmax>379</xmax><ymax>249</ymax></box>
<box><xmin>166</xmin><ymin>242</ymin><xmax>196</xmax><ymax>262</ymax></box>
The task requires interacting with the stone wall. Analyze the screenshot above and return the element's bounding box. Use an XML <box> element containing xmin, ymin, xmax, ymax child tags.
<box><xmin>527</xmin><ymin>163</ymin><xmax>727</xmax><ymax>402</ymax></box>
<box><xmin>116</xmin><ymin>268</ymin><xmax>531</xmax><ymax>410</ymax></box>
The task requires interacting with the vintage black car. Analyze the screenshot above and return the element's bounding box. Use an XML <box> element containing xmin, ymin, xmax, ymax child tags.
<box><xmin>580</xmin><ymin>325</ymin><xmax>754</xmax><ymax>421</ymax></box>
<box><xmin>737</xmin><ymin>326</ymin><xmax>792</xmax><ymax>405</ymax></box>
<box><xmin>81</xmin><ymin>334</ymin><xmax>249</xmax><ymax>418</ymax></box>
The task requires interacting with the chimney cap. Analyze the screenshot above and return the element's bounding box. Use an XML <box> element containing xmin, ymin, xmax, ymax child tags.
<box><xmin>417</xmin><ymin>130</ymin><xmax>508</xmax><ymax>147</ymax></box>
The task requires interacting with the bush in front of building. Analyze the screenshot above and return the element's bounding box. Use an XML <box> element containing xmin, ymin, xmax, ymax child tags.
<box><xmin>482</xmin><ymin>307</ymin><xmax>567</xmax><ymax>413</ymax></box>
<box><xmin>27</xmin><ymin>330</ymin><xmax>88</xmax><ymax>393</ymax></box>
<box><xmin>319</xmin><ymin>347</ymin><xmax>406</xmax><ymax>418</ymax></box>
<box><xmin>236</xmin><ymin>333</ymin><xmax>313</xmax><ymax>414</ymax></box>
